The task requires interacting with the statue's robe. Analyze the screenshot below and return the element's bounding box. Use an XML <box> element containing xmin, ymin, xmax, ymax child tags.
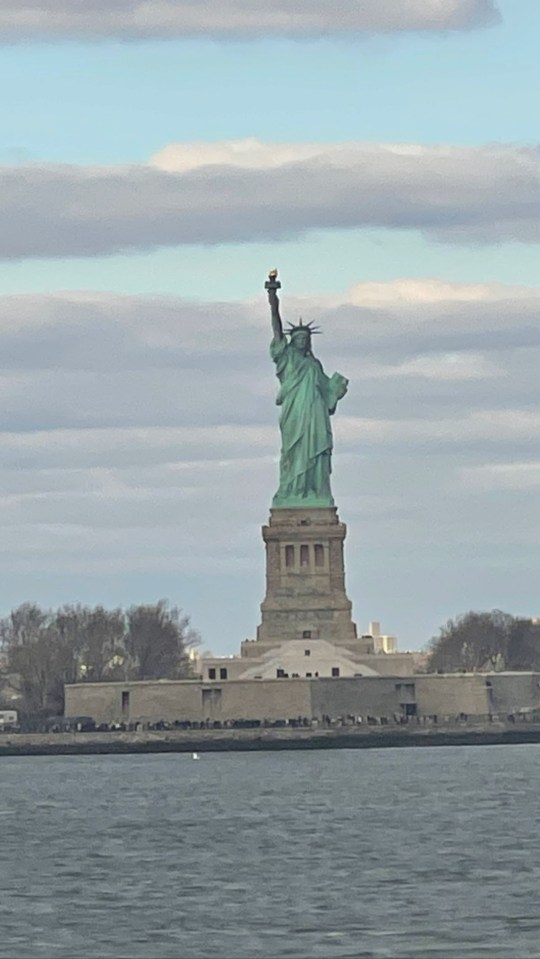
<box><xmin>271</xmin><ymin>336</ymin><xmax>345</xmax><ymax>508</ymax></box>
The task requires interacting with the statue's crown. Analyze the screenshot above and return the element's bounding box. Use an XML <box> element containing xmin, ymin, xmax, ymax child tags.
<box><xmin>286</xmin><ymin>318</ymin><xmax>321</xmax><ymax>336</ymax></box>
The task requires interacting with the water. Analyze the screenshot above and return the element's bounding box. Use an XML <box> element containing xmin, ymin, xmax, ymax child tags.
<box><xmin>1</xmin><ymin>746</ymin><xmax>540</xmax><ymax>959</ymax></box>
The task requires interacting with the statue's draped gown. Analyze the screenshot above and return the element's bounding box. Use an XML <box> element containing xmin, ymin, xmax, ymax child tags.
<box><xmin>271</xmin><ymin>336</ymin><xmax>344</xmax><ymax>508</ymax></box>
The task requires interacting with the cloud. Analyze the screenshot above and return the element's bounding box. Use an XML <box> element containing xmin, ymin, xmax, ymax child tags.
<box><xmin>2</xmin><ymin>279</ymin><xmax>540</xmax><ymax>465</ymax></box>
<box><xmin>0</xmin><ymin>1</ymin><xmax>500</xmax><ymax>42</ymax></box>
<box><xmin>337</xmin><ymin>410</ymin><xmax>540</xmax><ymax>446</ymax></box>
<box><xmin>2</xmin><ymin>139</ymin><xmax>539</xmax><ymax>259</ymax></box>
<box><xmin>361</xmin><ymin>352</ymin><xmax>502</xmax><ymax>381</ymax></box>
<box><xmin>3</xmin><ymin>277</ymin><xmax>540</xmax><ymax>372</ymax></box>
<box><xmin>342</xmin><ymin>278</ymin><xmax>529</xmax><ymax>307</ymax></box>
<box><xmin>3</xmin><ymin>276</ymin><xmax>540</xmax><ymax>647</ymax></box>
<box><xmin>460</xmin><ymin>462</ymin><xmax>540</xmax><ymax>491</ymax></box>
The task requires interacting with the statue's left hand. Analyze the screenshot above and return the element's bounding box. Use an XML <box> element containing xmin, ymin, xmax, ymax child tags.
<box><xmin>332</xmin><ymin>373</ymin><xmax>349</xmax><ymax>399</ymax></box>
<box><xmin>328</xmin><ymin>372</ymin><xmax>348</xmax><ymax>413</ymax></box>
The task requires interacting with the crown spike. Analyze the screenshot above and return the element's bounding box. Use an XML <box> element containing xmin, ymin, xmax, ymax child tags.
<box><xmin>286</xmin><ymin>323</ymin><xmax>323</xmax><ymax>336</ymax></box>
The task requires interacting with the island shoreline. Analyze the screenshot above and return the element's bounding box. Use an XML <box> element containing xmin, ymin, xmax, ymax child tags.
<box><xmin>2</xmin><ymin>724</ymin><xmax>540</xmax><ymax>757</ymax></box>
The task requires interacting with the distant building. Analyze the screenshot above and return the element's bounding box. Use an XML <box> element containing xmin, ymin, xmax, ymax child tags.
<box><xmin>363</xmin><ymin>621</ymin><xmax>398</xmax><ymax>655</ymax></box>
<box><xmin>195</xmin><ymin>618</ymin><xmax>408</xmax><ymax>684</ymax></box>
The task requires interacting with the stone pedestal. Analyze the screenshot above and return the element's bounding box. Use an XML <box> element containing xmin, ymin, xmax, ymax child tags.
<box><xmin>251</xmin><ymin>507</ymin><xmax>362</xmax><ymax>653</ymax></box>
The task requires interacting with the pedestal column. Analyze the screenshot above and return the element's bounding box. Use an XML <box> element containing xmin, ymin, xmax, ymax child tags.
<box><xmin>255</xmin><ymin>507</ymin><xmax>358</xmax><ymax>649</ymax></box>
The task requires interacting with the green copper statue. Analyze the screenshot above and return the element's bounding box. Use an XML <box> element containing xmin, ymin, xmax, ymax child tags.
<box><xmin>265</xmin><ymin>269</ymin><xmax>349</xmax><ymax>509</ymax></box>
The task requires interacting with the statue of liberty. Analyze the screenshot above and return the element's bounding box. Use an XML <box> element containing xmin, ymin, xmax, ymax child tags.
<box><xmin>265</xmin><ymin>269</ymin><xmax>349</xmax><ymax>509</ymax></box>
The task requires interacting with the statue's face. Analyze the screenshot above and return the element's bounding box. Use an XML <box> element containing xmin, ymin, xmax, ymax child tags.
<box><xmin>290</xmin><ymin>330</ymin><xmax>310</xmax><ymax>354</ymax></box>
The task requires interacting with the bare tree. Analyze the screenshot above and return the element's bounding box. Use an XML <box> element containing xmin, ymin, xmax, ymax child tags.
<box><xmin>125</xmin><ymin>600</ymin><xmax>198</xmax><ymax>680</ymax></box>
<box><xmin>53</xmin><ymin>605</ymin><xmax>126</xmax><ymax>682</ymax></box>
<box><xmin>0</xmin><ymin>599</ymin><xmax>200</xmax><ymax>717</ymax></box>
<box><xmin>506</xmin><ymin>618</ymin><xmax>540</xmax><ymax>671</ymax></box>
<box><xmin>0</xmin><ymin>602</ymin><xmax>47</xmax><ymax>648</ymax></box>
<box><xmin>427</xmin><ymin>610</ymin><xmax>514</xmax><ymax>673</ymax></box>
<box><xmin>0</xmin><ymin>604</ymin><xmax>78</xmax><ymax>716</ymax></box>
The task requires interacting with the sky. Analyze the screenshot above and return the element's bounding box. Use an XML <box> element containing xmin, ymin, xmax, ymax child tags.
<box><xmin>1</xmin><ymin>0</ymin><xmax>540</xmax><ymax>653</ymax></box>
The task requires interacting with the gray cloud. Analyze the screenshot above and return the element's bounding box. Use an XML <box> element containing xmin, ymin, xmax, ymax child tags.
<box><xmin>2</xmin><ymin>278</ymin><xmax>540</xmax><ymax>649</ymax></box>
<box><xmin>0</xmin><ymin>1</ymin><xmax>500</xmax><ymax>41</ymax></box>
<box><xmin>1</xmin><ymin>141</ymin><xmax>539</xmax><ymax>259</ymax></box>
<box><xmin>2</xmin><ymin>280</ymin><xmax>540</xmax><ymax>367</ymax></box>
<box><xmin>2</xmin><ymin>280</ymin><xmax>540</xmax><ymax>449</ymax></box>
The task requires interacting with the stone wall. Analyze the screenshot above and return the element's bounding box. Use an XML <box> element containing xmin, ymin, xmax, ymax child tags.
<box><xmin>414</xmin><ymin>675</ymin><xmax>490</xmax><ymax>718</ymax></box>
<box><xmin>66</xmin><ymin>672</ymin><xmax>540</xmax><ymax>725</ymax></box>
<box><xmin>353</xmin><ymin>653</ymin><xmax>417</xmax><ymax>677</ymax></box>
<box><xmin>311</xmin><ymin>677</ymin><xmax>404</xmax><ymax>719</ymax></box>
<box><xmin>66</xmin><ymin>678</ymin><xmax>312</xmax><ymax>724</ymax></box>
<box><xmin>128</xmin><ymin>682</ymin><xmax>203</xmax><ymax>723</ymax></box>
<box><xmin>217</xmin><ymin>679</ymin><xmax>311</xmax><ymax>721</ymax></box>
<box><xmin>65</xmin><ymin>680</ymin><xmax>203</xmax><ymax>725</ymax></box>
<box><xmin>487</xmin><ymin>672</ymin><xmax>540</xmax><ymax>714</ymax></box>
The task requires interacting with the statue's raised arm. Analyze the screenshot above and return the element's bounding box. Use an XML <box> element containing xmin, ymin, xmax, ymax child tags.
<box><xmin>265</xmin><ymin>269</ymin><xmax>284</xmax><ymax>340</ymax></box>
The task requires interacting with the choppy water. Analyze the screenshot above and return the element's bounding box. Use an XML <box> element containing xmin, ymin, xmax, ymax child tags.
<box><xmin>1</xmin><ymin>746</ymin><xmax>540</xmax><ymax>958</ymax></box>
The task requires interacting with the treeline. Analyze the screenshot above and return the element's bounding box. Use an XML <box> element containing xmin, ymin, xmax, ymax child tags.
<box><xmin>0</xmin><ymin>600</ymin><xmax>199</xmax><ymax>717</ymax></box>
<box><xmin>427</xmin><ymin>610</ymin><xmax>540</xmax><ymax>673</ymax></box>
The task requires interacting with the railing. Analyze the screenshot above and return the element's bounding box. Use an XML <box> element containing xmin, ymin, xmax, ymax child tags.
<box><xmin>3</xmin><ymin>711</ymin><xmax>540</xmax><ymax>734</ymax></box>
